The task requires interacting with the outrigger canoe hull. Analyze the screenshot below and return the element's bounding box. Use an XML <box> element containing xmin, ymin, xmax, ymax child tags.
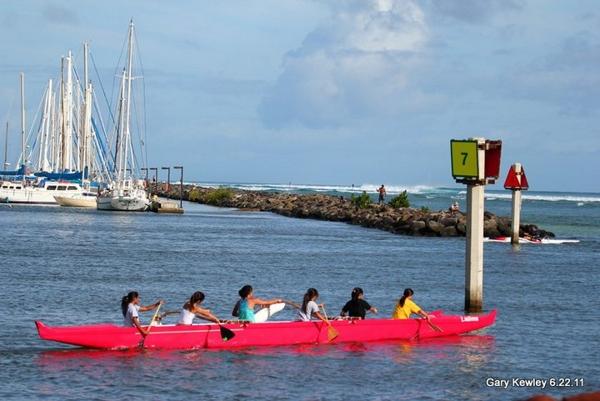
<box><xmin>35</xmin><ymin>310</ymin><xmax>496</xmax><ymax>350</ymax></box>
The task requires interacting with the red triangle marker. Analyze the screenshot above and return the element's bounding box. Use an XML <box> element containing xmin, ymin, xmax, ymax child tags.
<box><xmin>503</xmin><ymin>166</ymin><xmax>529</xmax><ymax>190</ymax></box>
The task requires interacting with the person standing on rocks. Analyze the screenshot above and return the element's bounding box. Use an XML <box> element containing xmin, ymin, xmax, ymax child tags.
<box><xmin>378</xmin><ymin>185</ymin><xmax>386</xmax><ymax>205</ymax></box>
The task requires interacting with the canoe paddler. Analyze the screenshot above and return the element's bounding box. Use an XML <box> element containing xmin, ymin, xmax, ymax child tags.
<box><xmin>121</xmin><ymin>291</ymin><xmax>163</xmax><ymax>336</ymax></box>
<box><xmin>340</xmin><ymin>287</ymin><xmax>378</xmax><ymax>319</ymax></box>
<box><xmin>235</xmin><ymin>285</ymin><xmax>283</xmax><ymax>322</ymax></box>
<box><xmin>392</xmin><ymin>288</ymin><xmax>431</xmax><ymax>321</ymax></box>
<box><xmin>178</xmin><ymin>291</ymin><xmax>221</xmax><ymax>325</ymax></box>
<box><xmin>297</xmin><ymin>288</ymin><xmax>331</xmax><ymax>326</ymax></box>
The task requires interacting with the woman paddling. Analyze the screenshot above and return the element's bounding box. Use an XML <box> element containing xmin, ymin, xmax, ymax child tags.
<box><xmin>234</xmin><ymin>285</ymin><xmax>283</xmax><ymax>322</ymax></box>
<box><xmin>121</xmin><ymin>291</ymin><xmax>163</xmax><ymax>336</ymax></box>
<box><xmin>340</xmin><ymin>287</ymin><xmax>378</xmax><ymax>319</ymax></box>
<box><xmin>297</xmin><ymin>288</ymin><xmax>331</xmax><ymax>326</ymax></box>
<box><xmin>178</xmin><ymin>291</ymin><xmax>221</xmax><ymax>325</ymax></box>
<box><xmin>392</xmin><ymin>288</ymin><xmax>431</xmax><ymax>321</ymax></box>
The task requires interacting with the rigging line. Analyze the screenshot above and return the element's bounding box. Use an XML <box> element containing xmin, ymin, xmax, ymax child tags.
<box><xmin>20</xmin><ymin>88</ymin><xmax>45</xmax><ymax>166</ymax></box>
<box><xmin>130</xmin><ymin>88</ymin><xmax>144</xmax><ymax>172</ymax></box>
<box><xmin>133</xmin><ymin>26</ymin><xmax>148</xmax><ymax>169</ymax></box>
<box><xmin>3</xmin><ymin>92</ymin><xmax>16</xmax><ymax>124</ymax></box>
<box><xmin>91</xmin><ymin>90</ymin><xmax>115</xmax><ymax>169</ymax></box>
<box><xmin>109</xmin><ymin>24</ymin><xmax>129</xmax><ymax>114</ymax></box>
<box><xmin>90</xmin><ymin>52</ymin><xmax>117</xmax><ymax>128</ymax></box>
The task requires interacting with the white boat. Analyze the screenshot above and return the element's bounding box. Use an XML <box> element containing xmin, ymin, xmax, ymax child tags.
<box><xmin>97</xmin><ymin>184</ymin><xmax>148</xmax><ymax>212</ymax></box>
<box><xmin>54</xmin><ymin>191</ymin><xmax>97</xmax><ymax>207</ymax></box>
<box><xmin>96</xmin><ymin>21</ymin><xmax>149</xmax><ymax>212</ymax></box>
<box><xmin>0</xmin><ymin>180</ymin><xmax>84</xmax><ymax>204</ymax></box>
<box><xmin>483</xmin><ymin>236</ymin><xmax>580</xmax><ymax>245</ymax></box>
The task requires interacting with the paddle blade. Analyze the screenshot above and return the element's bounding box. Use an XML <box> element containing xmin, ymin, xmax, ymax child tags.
<box><xmin>220</xmin><ymin>326</ymin><xmax>235</xmax><ymax>341</ymax></box>
<box><xmin>327</xmin><ymin>326</ymin><xmax>339</xmax><ymax>342</ymax></box>
<box><xmin>427</xmin><ymin>320</ymin><xmax>443</xmax><ymax>333</ymax></box>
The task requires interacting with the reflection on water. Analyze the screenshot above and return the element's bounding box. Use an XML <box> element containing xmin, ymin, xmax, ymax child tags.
<box><xmin>37</xmin><ymin>335</ymin><xmax>496</xmax><ymax>371</ymax></box>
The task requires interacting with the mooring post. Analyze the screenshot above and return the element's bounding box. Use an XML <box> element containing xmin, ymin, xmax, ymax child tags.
<box><xmin>162</xmin><ymin>166</ymin><xmax>171</xmax><ymax>192</ymax></box>
<box><xmin>174</xmin><ymin>166</ymin><xmax>183</xmax><ymax>209</ymax></box>
<box><xmin>451</xmin><ymin>137</ymin><xmax>502</xmax><ymax>314</ymax></box>
<box><xmin>510</xmin><ymin>163</ymin><xmax>522</xmax><ymax>245</ymax></box>
<box><xmin>503</xmin><ymin>162</ymin><xmax>529</xmax><ymax>246</ymax></box>
<box><xmin>465</xmin><ymin>183</ymin><xmax>484</xmax><ymax>312</ymax></box>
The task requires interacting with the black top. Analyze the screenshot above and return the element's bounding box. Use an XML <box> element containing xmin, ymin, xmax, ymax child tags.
<box><xmin>341</xmin><ymin>299</ymin><xmax>371</xmax><ymax>319</ymax></box>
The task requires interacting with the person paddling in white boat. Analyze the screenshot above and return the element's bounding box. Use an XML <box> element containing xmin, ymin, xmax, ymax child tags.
<box><xmin>232</xmin><ymin>285</ymin><xmax>283</xmax><ymax>322</ymax></box>
<box><xmin>297</xmin><ymin>288</ymin><xmax>332</xmax><ymax>327</ymax></box>
<box><xmin>121</xmin><ymin>291</ymin><xmax>163</xmax><ymax>337</ymax></box>
<box><xmin>178</xmin><ymin>291</ymin><xmax>221</xmax><ymax>325</ymax></box>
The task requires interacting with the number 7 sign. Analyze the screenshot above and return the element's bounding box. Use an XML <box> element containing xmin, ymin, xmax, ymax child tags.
<box><xmin>451</xmin><ymin>140</ymin><xmax>480</xmax><ymax>179</ymax></box>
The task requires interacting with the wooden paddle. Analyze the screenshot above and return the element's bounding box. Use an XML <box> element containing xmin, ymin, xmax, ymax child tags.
<box><xmin>320</xmin><ymin>305</ymin><xmax>339</xmax><ymax>342</ymax></box>
<box><xmin>216</xmin><ymin>322</ymin><xmax>235</xmax><ymax>341</ymax></box>
<box><xmin>425</xmin><ymin>317</ymin><xmax>443</xmax><ymax>333</ymax></box>
<box><xmin>282</xmin><ymin>299</ymin><xmax>301</xmax><ymax>310</ymax></box>
<box><xmin>141</xmin><ymin>302</ymin><xmax>163</xmax><ymax>347</ymax></box>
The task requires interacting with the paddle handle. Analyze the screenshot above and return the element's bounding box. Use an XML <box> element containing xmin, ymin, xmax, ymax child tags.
<box><xmin>282</xmin><ymin>299</ymin><xmax>301</xmax><ymax>310</ymax></box>
<box><xmin>321</xmin><ymin>305</ymin><xmax>331</xmax><ymax>325</ymax></box>
<box><xmin>146</xmin><ymin>303</ymin><xmax>163</xmax><ymax>334</ymax></box>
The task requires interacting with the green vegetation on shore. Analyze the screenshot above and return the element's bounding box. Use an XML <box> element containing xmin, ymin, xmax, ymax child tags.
<box><xmin>188</xmin><ymin>187</ymin><xmax>234</xmax><ymax>206</ymax></box>
<box><xmin>388</xmin><ymin>190</ymin><xmax>410</xmax><ymax>208</ymax></box>
<box><xmin>350</xmin><ymin>192</ymin><xmax>372</xmax><ymax>209</ymax></box>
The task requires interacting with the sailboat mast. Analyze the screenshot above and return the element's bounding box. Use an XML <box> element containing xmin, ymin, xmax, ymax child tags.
<box><xmin>60</xmin><ymin>57</ymin><xmax>66</xmax><ymax>171</ymax></box>
<box><xmin>123</xmin><ymin>20</ymin><xmax>135</xmax><ymax>181</ymax></box>
<box><xmin>50</xmin><ymin>90</ymin><xmax>57</xmax><ymax>171</ymax></box>
<box><xmin>20</xmin><ymin>72</ymin><xmax>25</xmax><ymax>169</ymax></box>
<box><xmin>64</xmin><ymin>51</ymin><xmax>73</xmax><ymax>171</ymax></box>
<box><xmin>117</xmin><ymin>69</ymin><xmax>127</xmax><ymax>183</ymax></box>
<box><xmin>3</xmin><ymin>122</ymin><xmax>8</xmax><ymax>170</ymax></box>
<box><xmin>83</xmin><ymin>42</ymin><xmax>89</xmax><ymax>92</ymax></box>
<box><xmin>81</xmin><ymin>41</ymin><xmax>91</xmax><ymax>180</ymax></box>
<box><xmin>38</xmin><ymin>80</ymin><xmax>53</xmax><ymax>171</ymax></box>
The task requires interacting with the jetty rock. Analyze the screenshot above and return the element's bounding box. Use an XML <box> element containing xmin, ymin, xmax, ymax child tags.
<box><xmin>157</xmin><ymin>186</ymin><xmax>554</xmax><ymax>239</ymax></box>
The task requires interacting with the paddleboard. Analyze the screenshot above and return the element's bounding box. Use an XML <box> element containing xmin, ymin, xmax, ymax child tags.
<box><xmin>254</xmin><ymin>302</ymin><xmax>286</xmax><ymax>323</ymax></box>
<box><xmin>484</xmin><ymin>237</ymin><xmax>580</xmax><ymax>244</ymax></box>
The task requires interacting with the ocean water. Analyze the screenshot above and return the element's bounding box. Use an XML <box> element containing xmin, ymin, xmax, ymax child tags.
<box><xmin>0</xmin><ymin>185</ymin><xmax>598</xmax><ymax>400</ymax></box>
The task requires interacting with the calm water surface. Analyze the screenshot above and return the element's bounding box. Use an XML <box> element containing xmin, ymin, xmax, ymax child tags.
<box><xmin>0</xmin><ymin>195</ymin><xmax>598</xmax><ymax>400</ymax></box>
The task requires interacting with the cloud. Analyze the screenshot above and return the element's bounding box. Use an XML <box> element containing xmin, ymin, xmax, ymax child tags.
<box><xmin>504</xmin><ymin>31</ymin><xmax>600</xmax><ymax>115</ymax></box>
<box><xmin>425</xmin><ymin>0</ymin><xmax>521</xmax><ymax>24</ymax></box>
<box><xmin>42</xmin><ymin>4</ymin><xmax>79</xmax><ymax>25</ymax></box>
<box><xmin>259</xmin><ymin>0</ymin><xmax>431</xmax><ymax>129</ymax></box>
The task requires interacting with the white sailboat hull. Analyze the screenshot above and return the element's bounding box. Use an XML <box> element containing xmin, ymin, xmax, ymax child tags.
<box><xmin>97</xmin><ymin>189</ymin><xmax>149</xmax><ymax>212</ymax></box>
<box><xmin>0</xmin><ymin>182</ymin><xmax>83</xmax><ymax>205</ymax></box>
<box><xmin>54</xmin><ymin>194</ymin><xmax>97</xmax><ymax>208</ymax></box>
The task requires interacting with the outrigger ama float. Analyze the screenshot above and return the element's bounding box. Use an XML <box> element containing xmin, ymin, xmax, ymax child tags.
<box><xmin>35</xmin><ymin>310</ymin><xmax>496</xmax><ymax>350</ymax></box>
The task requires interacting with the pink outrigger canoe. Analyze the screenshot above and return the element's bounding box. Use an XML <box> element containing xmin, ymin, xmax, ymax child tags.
<box><xmin>35</xmin><ymin>310</ymin><xmax>496</xmax><ymax>350</ymax></box>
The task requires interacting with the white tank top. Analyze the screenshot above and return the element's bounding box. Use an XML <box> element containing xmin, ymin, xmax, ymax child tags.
<box><xmin>178</xmin><ymin>308</ymin><xmax>195</xmax><ymax>325</ymax></box>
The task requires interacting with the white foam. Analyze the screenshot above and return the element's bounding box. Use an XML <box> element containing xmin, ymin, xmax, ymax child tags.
<box><xmin>486</xmin><ymin>193</ymin><xmax>600</xmax><ymax>203</ymax></box>
<box><xmin>184</xmin><ymin>181</ymin><xmax>600</xmax><ymax>203</ymax></box>
<box><xmin>191</xmin><ymin>182</ymin><xmax>438</xmax><ymax>195</ymax></box>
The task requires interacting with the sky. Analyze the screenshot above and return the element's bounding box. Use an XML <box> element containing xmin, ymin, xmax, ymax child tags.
<box><xmin>0</xmin><ymin>0</ymin><xmax>599</xmax><ymax>192</ymax></box>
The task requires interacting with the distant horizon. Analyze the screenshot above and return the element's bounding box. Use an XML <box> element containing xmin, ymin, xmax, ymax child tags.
<box><xmin>180</xmin><ymin>178</ymin><xmax>600</xmax><ymax>196</ymax></box>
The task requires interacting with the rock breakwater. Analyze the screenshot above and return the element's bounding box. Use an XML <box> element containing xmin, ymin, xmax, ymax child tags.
<box><xmin>157</xmin><ymin>186</ymin><xmax>554</xmax><ymax>238</ymax></box>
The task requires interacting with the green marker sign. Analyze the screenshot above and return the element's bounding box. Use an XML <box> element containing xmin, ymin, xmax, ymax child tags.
<box><xmin>451</xmin><ymin>140</ymin><xmax>479</xmax><ymax>179</ymax></box>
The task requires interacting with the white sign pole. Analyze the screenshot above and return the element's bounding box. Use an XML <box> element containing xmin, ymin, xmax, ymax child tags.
<box><xmin>510</xmin><ymin>163</ymin><xmax>523</xmax><ymax>245</ymax></box>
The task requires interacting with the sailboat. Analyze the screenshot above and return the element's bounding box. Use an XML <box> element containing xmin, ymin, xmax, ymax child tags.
<box><xmin>97</xmin><ymin>21</ymin><xmax>149</xmax><ymax>212</ymax></box>
<box><xmin>53</xmin><ymin>43</ymin><xmax>100</xmax><ymax>208</ymax></box>
<box><xmin>0</xmin><ymin>73</ymin><xmax>85</xmax><ymax>204</ymax></box>
<box><xmin>1</xmin><ymin>44</ymin><xmax>108</xmax><ymax>205</ymax></box>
